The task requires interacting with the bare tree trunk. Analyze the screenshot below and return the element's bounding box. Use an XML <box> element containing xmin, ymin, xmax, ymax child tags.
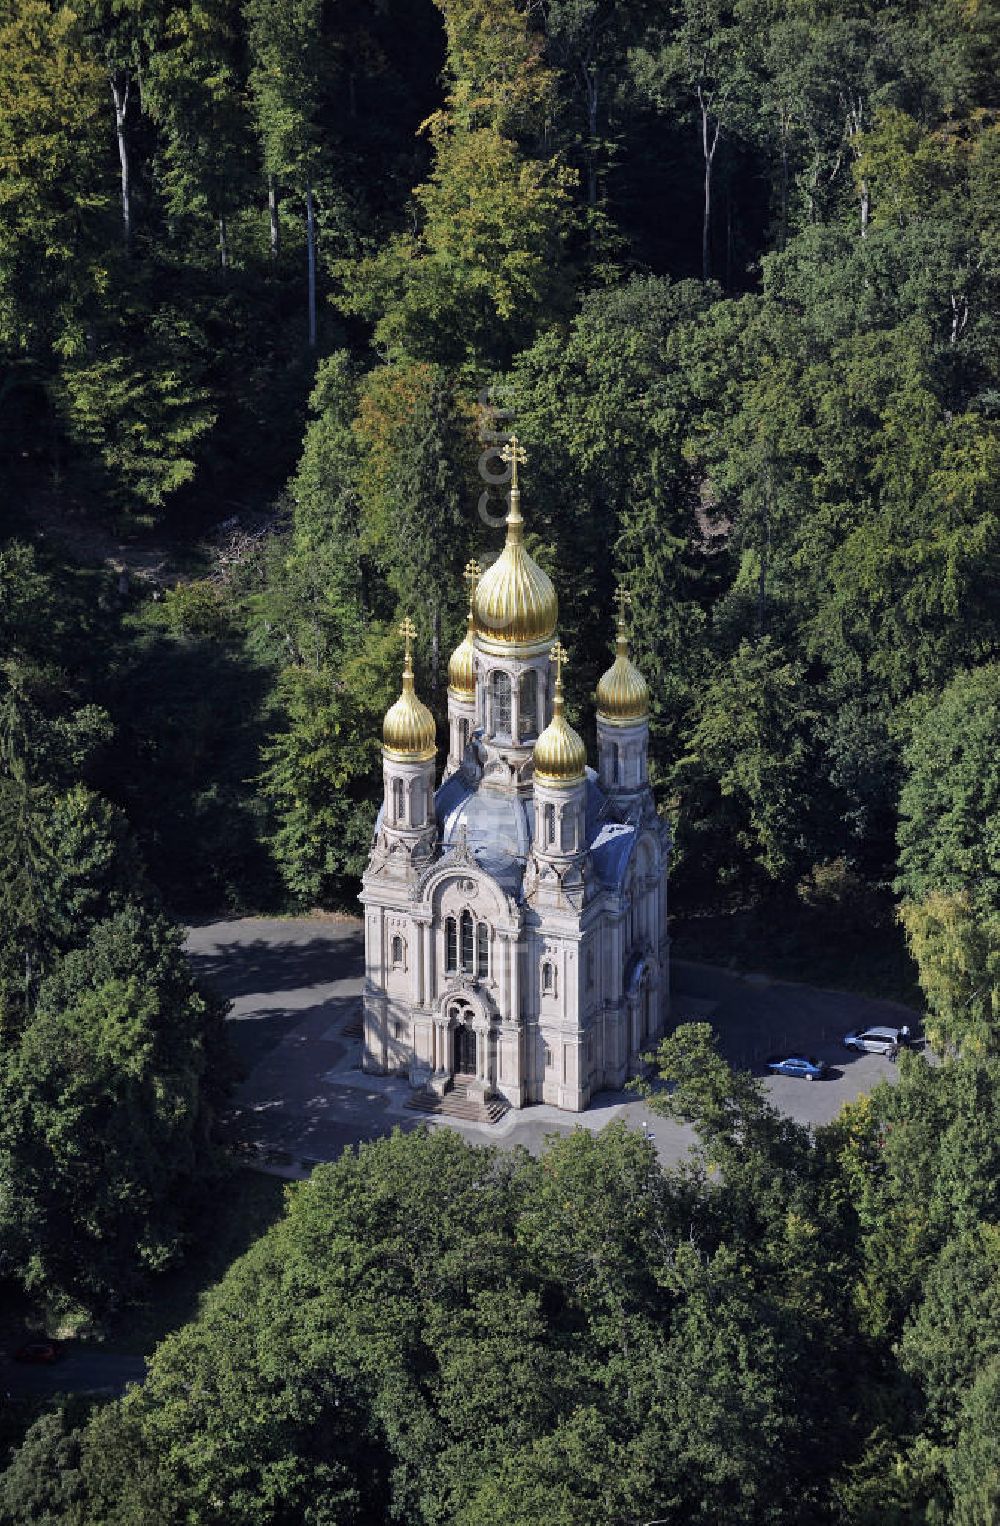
<box><xmin>698</xmin><ymin>86</ymin><xmax>721</xmax><ymax>283</ymax></box>
<box><xmin>584</xmin><ymin>65</ymin><xmax>599</xmax><ymax>208</ymax></box>
<box><xmin>219</xmin><ymin>214</ymin><xmax>229</xmax><ymax>270</ymax></box>
<box><xmin>306</xmin><ymin>182</ymin><xmax>317</xmax><ymax>348</ymax></box>
<box><xmin>779</xmin><ymin>117</ymin><xmax>789</xmax><ymax>249</ymax></box>
<box><xmin>702</xmin><ymin>114</ymin><xmax>711</xmax><ymax>280</ymax></box>
<box><xmin>950</xmin><ymin>293</ymin><xmax>969</xmax><ymax>345</ymax></box>
<box><xmin>845</xmin><ymin>96</ymin><xmax>868</xmax><ymax>237</ymax></box>
<box><xmin>268</xmin><ymin>176</ymin><xmax>279</xmax><ymax>259</ymax></box>
<box><xmin>758</xmin><ymin>468</ymin><xmax>772</xmax><ymax>637</ymax></box>
<box><xmin>111</xmin><ymin>73</ymin><xmax>132</xmax><ymax>250</ymax></box>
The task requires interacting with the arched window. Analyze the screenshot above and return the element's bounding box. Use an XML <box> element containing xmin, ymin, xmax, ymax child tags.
<box><xmin>544</xmin><ymin>802</ymin><xmax>555</xmax><ymax>846</ymax></box>
<box><xmin>392</xmin><ymin>776</ymin><xmax>405</xmax><ymax>822</ymax></box>
<box><xmin>519</xmin><ymin>669</ymin><xmax>538</xmax><ymax>738</ymax></box>
<box><xmin>445</xmin><ymin>917</ymin><xmax>458</xmax><ymax>972</ymax></box>
<box><xmin>476</xmin><ymin>921</ymin><xmax>489</xmax><ymax>977</ymax></box>
<box><xmin>541</xmin><ymin>960</ymin><xmax>556</xmax><ymax>996</ymax></box>
<box><xmin>459</xmin><ymin>718</ymin><xmax>469</xmax><ymax>753</ymax></box>
<box><xmin>612</xmin><ymin>742</ymin><xmax>621</xmax><ymax>785</ymax></box>
<box><xmin>390</xmin><ymin>934</ymin><xmax>405</xmax><ymax>968</ymax></box>
<box><xmin>410</xmin><ymin>786</ymin><xmax>424</xmax><ymax>827</ymax></box>
<box><xmin>491</xmin><ymin>670</ymin><xmax>512</xmax><ymax>738</ymax></box>
<box><xmin>560</xmin><ymin>809</ymin><xmax>574</xmax><ymax>851</ymax></box>
<box><xmin>460</xmin><ymin>910</ymin><xmax>474</xmax><ymax>973</ymax></box>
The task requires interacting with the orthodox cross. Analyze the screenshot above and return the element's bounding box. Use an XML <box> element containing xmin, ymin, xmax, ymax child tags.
<box><xmin>549</xmin><ymin>639</ymin><xmax>568</xmax><ymax>687</ymax></box>
<box><xmin>399</xmin><ymin>616</ymin><xmax>417</xmax><ymax>664</ymax></box>
<box><xmin>615</xmin><ymin>587</ymin><xmax>633</xmax><ymax>623</ymax></box>
<box><xmin>500</xmin><ymin>433</ymin><xmax>527</xmax><ymax>494</ymax></box>
<box><xmin>463</xmin><ymin>558</ymin><xmax>481</xmax><ymax>607</ymax></box>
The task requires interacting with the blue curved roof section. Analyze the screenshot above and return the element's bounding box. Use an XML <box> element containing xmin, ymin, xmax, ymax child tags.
<box><xmin>435</xmin><ymin>772</ymin><xmax>532</xmax><ymax>896</ymax></box>
<box><xmin>589</xmin><ymin>819</ymin><xmax>636</xmax><ymax>889</ymax></box>
<box><xmin>433</xmin><ymin>766</ymin><xmax>635</xmax><ymax>899</ymax></box>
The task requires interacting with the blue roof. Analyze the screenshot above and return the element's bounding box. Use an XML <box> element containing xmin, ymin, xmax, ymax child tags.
<box><xmin>436</xmin><ymin>773</ymin><xmax>533</xmax><ymax>896</ymax></box>
<box><xmin>432</xmin><ymin>765</ymin><xmax>635</xmax><ymax>899</ymax></box>
<box><xmin>589</xmin><ymin>818</ymin><xmax>636</xmax><ymax>889</ymax></box>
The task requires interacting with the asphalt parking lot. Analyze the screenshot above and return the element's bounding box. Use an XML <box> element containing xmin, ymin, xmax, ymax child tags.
<box><xmin>185</xmin><ymin>916</ymin><xmax>922</xmax><ymax>1172</ymax></box>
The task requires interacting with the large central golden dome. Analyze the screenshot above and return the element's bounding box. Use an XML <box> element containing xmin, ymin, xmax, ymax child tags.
<box><xmin>473</xmin><ymin>438</ymin><xmax>557</xmax><ymax>650</ymax></box>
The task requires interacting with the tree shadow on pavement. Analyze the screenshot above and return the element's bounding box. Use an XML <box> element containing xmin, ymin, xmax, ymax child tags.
<box><xmin>187</xmin><ymin>932</ymin><xmax>364</xmax><ymax>1001</ymax></box>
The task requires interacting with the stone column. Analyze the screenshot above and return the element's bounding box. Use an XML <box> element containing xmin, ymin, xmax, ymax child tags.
<box><xmin>413</xmin><ymin>921</ymin><xmax>424</xmax><ymax>1007</ymax></box>
<box><xmin>417</xmin><ymin>921</ymin><xmax>428</xmax><ymax>1006</ymax></box>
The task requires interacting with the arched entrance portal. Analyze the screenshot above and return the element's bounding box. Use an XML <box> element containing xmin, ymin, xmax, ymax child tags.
<box><xmin>454</xmin><ymin>1022</ymin><xmax>477</xmax><ymax>1076</ymax></box>
<box><xmin>448</xmin><ymin>998</ymin><xmax>478</xmax><ymax>1077</ymax></box>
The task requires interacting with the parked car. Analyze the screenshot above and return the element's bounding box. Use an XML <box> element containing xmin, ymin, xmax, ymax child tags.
<box><xmin>843</xmin><ymin>1026</ymin><xmax>901</xmax><ymax>1057</ymax></box>
<box><xmin>766</xmin><ymin>1055</ymin><xmax>829</xmax><ymax>1081</ymax></box>
<box><xmin>12</xmin><ymin>1341</ymin><xmax>61</xmax><ymax>1364</ymax></box>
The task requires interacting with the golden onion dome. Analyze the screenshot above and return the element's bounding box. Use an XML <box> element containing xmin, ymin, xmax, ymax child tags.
<box><xmin>447</xmin><ymin>559</ymin><xmax>480</xmax><ymax>699</ymax></box>
<box><xmin>383</xmin><ymin>618</ymin><xmax>436</xmax><ymax>761</ymax></box>
<box><xmin>596</xmin><ymin>593</ymin><xmax>649</xmax><ymax>725</ymax></box>
<box><xmin>533</xmin><ymin>641</ymin><xmax>586</xmax><ymax>786</ymax></box>
<box><xmin>447</xmin><ymin>623</ymin><xmax>476</xmax><ymax>698</ymax></box>
<box><xmin>473</xmin><ymin>436</ymin><xmax>557</xmax><ymax>650</ymax></box>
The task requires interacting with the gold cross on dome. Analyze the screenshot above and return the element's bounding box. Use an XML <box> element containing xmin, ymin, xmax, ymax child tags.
<box><xmin>500</xmin><ymin>433</ymin><xmax>527</xmax><ymax>492</ymax></box>
<box><xmin>615</xmin><ymin>587</ymin><xmax>633</xmax><ymax>622</ymax></box>
<box><xmin>549</xmin><ymin>640</ymin><xmax>568</xmax><ymax>684</ymax></box>
<box><xmin>463</xmin><ymin>558</ymin><xmax>482</xmax><ymax>592</ymax></box>
<box><xmin>399</xmin><ymin>616</ymin><xmax>417</xmax><ymax>661</ymax></box>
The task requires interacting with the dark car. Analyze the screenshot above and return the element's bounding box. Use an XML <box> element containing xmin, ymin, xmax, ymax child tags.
<box><xmin>766</xmin><ymin>1055</ymin><xmax>828</xmax><ymax>1081</ymax></box>
<box><xmin>12</xmin><ymin>1341</ymin><xmax>61</xmax><ymax>1364</ymax></box>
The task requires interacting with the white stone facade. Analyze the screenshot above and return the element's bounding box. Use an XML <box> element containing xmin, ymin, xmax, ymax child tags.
<box><xmin>359</xmin><ymin>603</ymin><xmax>670</xmax><ymax>1114</ymax></box>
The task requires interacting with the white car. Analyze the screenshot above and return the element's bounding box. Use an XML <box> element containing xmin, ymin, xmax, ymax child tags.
<box><xmin>843</xmin><ymin>1025</ymin><xmax>901</xmax><ymax>1057</ymax></box>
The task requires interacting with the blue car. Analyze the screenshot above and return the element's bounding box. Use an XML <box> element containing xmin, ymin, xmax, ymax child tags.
<box><xmin>766</xmin><ymin>1055</ymin><xmax>828</xmax><ymax>1081</ymax></box>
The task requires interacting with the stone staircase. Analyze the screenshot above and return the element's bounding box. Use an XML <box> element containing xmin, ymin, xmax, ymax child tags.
<box><xmin>406</xmin><ymin>1082</ymin><xmax>509</xmax><ymax>1126</ymax></box>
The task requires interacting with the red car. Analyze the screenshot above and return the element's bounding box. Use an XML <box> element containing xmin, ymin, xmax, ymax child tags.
<box><xmin>12</xmin><ymin>1340</ymin><xmax>61</xmax><ymax>1364</ymax></box>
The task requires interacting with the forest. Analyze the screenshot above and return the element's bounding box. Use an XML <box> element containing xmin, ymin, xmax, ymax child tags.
<box><xmin>0</xmin><ymin>0</ymin><xmax>998</xmax><ymax>1519</ymax></box>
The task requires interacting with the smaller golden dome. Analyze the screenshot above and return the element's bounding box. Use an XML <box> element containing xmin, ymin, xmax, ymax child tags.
<box><xmin>448</xmin><ymin>623</ymin><xmax>476</xmax><ymax>697</ymax></box>
<box><xmin>448</xmin><ymin>559</ymin><xmax>480</xmax><ymax>699</ymax></box>
<box><xmin>383</xmin><ymin>618</ymin><xmax>436</xmax><ymax>761</ymax></box>
<box><xmin>534</xmin><ymin>641</ymin><xmax>586</xmax><ymax>786</ymax></box>
<box><xmin>596</xmin><ymin>592</ymin><xmax>649</xmax><ymax>725</ymax></box>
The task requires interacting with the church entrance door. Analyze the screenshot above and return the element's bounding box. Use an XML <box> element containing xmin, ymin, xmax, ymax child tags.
<box><xmin>454</xmin><ymin>1022</ymin><xmax>477</xmax><ymax>1077</ymax></box>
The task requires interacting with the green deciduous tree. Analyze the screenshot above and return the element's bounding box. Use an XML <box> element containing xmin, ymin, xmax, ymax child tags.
<box><xmin>338</xmin><ymin>0</ymin><xmax>574</xmax><ymax>368</ymax></box>
<box><xmin>632</xmin><ymin>0</ymin><xmax>758</xmax><ymax>279</ymax></box>
<box><xmin>0</xmin><ymin>905</ymin><xmax>229</xmax><ymax>1316</ymax></box>
<box><xmin>897</xmin><ymin>665</ymin><xmax>1000</xmax><ymax>1049</ymax></box>
<box><xmin>244</xmin><ymin>0</ymin><xmax>330</xmax><ymax>344</ymax></box>
<box><xmin>260</xmin><ymin>631</ymin><xmax>398</xmax><ymax>905</ymax></box>
<box><xmin>0</xmin><ymin>0</ymin><xmax>112</xmax><ymax>357</ymax></box>
<box><xmin>675</xmin><ymin>636</ymin><xmax>819</xmax><ymax>890</ymax></box>
<box><xmin>144</xmin><ymin>0</ymin><xmax>257</xmax><ymax>269</ymax></box>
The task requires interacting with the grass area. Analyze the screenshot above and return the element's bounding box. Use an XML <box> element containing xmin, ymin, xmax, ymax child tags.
<box><xmin>88</xmin><ymin>1169</ymin><xmax>289</xmax><ymax>1357</ymax></box>
<box><xmin>671</xmin><ymin>904</ymin><xmax>923</xmax><ymax>1010</ymax></box>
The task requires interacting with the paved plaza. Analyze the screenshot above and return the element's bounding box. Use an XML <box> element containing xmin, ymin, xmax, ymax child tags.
<box><xmin>185</xmin><ymin>916</ymin><xmax>921</xmax><ymax>1174</ymax></box>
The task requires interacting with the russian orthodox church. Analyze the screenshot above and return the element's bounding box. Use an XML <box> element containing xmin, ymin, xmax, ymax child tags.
<box><xmin>359</xmin><ymin>438</ymin><xmax>669</xmax><ymax>1112</ymax></box>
